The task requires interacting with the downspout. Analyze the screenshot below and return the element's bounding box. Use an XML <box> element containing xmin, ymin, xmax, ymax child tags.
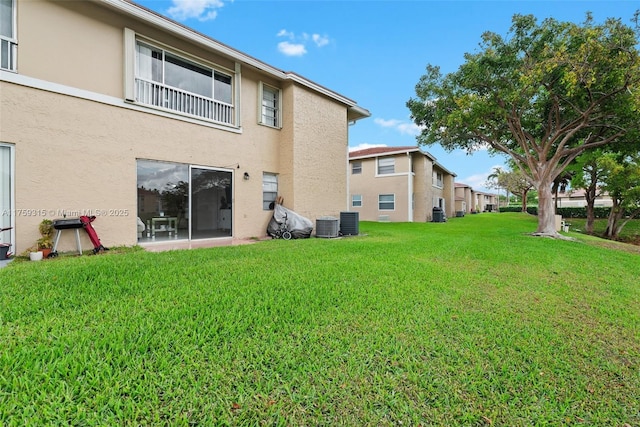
<box><xmin>407</xmin><ymin>152</ymin><xmax>413</xmax><ymax>222</ymax></box>
<box><xmin>346</xmin><ymin>144</ymin><xmax>350</xmax><ymax>211</ymax></box>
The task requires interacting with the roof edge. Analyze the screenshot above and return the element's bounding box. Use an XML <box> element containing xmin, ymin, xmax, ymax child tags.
<box><xmin>96</xmin><ymin>0</ymin><xmax>368</xmax><ymax>109</ymax></box>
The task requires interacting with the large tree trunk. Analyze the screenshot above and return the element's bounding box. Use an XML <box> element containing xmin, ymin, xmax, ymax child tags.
<box><xmin>584</xmin><ymin>185</ymin><xmax>597</xmax><ymax>234</ymax></box>
<box><xmin>534</xmin><ymin>183</ymin><xmax>559</xmax><ymax>236</ymax></box>
<box><xmin>521</xmin><ymin>189</ymin><xmax>528</xmax><ymax>213</ymax></box>
<box><xmin>604</xmin><ymin>199</ymin><xmax>625</xmax><ymax>239</ymax></box>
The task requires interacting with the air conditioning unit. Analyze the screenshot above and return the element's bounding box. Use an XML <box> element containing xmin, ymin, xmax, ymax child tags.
<box><xmin>316</xmin><ymin>217</ymin><xmax>339</xmax><ymax>238</ymax></box>
<box><xmin>340</xmin><ymin>211</ymin><xmax>359</xmax><ymax>236</ymax></box>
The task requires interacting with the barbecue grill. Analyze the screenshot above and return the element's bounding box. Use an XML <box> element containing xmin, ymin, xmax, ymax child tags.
<box><xmin>51</xmin><ymin>218</ymin><xmax>84</xmax><ymax>257</ymax></box>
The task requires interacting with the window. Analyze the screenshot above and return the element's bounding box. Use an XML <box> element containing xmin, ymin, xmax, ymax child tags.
<box><xmin>377</xmin><ymin>157</ymin><xmax>395</xmax><ymax>175</ymax></box>
<box><xmin>379</xmin><ymin>194</ymin><xmax>395</xmax><ymax>210</ymax></box>
<box><xmin>263</xmin><ymin>173</ymin><xmax>278</xmax><ymax>210</ymax></box>
<box><xmin>433</xmin><ymin>170</ymin><xmax>444</xmax><ymax>188</ymax></box>
<box><xmin>134</xmin><ymin>40</ymin><xmax>234</xmax><ymax>124</ymax></box>
<box><xmin>259</xmin><ymin>82</ymin><xmax>281</xmax><ymax>128</ymax></box>
<box><xmin>351</xmin><ymin>162</ymin><xmax>362</xmax><ymax>174</ymax></box>
<box><xmin>352</xmin><ymin>194</ymin><xmax>362</xmax><ymax>207</ymax></box>
<box><xmin>0</xmin><ymin>0</ymin><xmax>16</xmax><ymax>71</ymax></box>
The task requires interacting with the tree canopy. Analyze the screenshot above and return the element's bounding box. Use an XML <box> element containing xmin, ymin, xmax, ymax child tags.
<box><xmin>407</xmin><ymin>13</ymin><xmax>640</xmax><ymax>236</ymax></box>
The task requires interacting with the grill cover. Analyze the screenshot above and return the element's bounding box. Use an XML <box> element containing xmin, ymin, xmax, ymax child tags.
<box><xmin>53</xmin><ymin>218</ymin><xmax>84</xmax><ymax>229</ymax></box>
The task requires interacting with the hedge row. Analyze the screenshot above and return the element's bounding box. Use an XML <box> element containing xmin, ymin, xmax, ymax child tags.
<box><xmin>498</xmin><ymin>206</ymin><xmax>631</xmax><ymax>218</ymax></box>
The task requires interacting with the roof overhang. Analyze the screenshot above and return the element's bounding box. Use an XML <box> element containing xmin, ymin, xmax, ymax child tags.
<box><xmin>95</xmin><ymin>0</ymin><xmax>369</xmax><ymax>112</ymax></box>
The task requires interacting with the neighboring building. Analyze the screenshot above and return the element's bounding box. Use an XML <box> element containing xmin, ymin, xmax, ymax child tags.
<box><xmin>454</xmin><ymin>182</ymin><xmax>473</xmax><ymax>214</ymax></box>
<box><xmin>348</xmin><ymin>146</ymin><xmax>456</xmax><ymax>222</ymax></box>
<box><xmin>455</xmin><ymin>183</ymin><xmax>499</xmax><ymax>214</ymax></box>
<box><xmin>553</xmin><ymin>189</ymin><xmax>613</xmax><ymax>208</ymax></box>
<box><xmin>472</xmin><ymin>191</ymin><xmax>499</xmax><ymax>212</ymax></box>
<box><xmin>0</xmin><ymin>0</ymin><xmax>369</xmax><ymax>253</ymax></box>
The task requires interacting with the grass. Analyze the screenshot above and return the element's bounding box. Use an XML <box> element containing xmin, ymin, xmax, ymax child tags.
<box><xmin>568</xmin><ymin>218</ymin><xmax>640</xmax><ymax>245</ymax></box>
<box><xmin>1</xmin><ymin>213</ymin><xmax>639</xmax><ymax>426</ymax></box>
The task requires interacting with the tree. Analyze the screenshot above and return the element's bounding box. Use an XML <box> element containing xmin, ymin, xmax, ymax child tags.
<box><xmin>486</xmin><ymin>167</ymin><xmax>533</xmax><ymax>212</ymax></box>
<box><xmin>486</xmin><ymin>167</ymin><xmax>509</xmax><ymax>207</ymax></box>
<box><xmin>601</xmin><ymin>153</ymin><xmax>640</xmax><ymax>239</ymax></box>
<box><xmin>407</xmin><ymin>13</ymin><xmax>640</xmax><ymax>237</ymax></box>
<box><xmin>568</xmin><ymin>149</ymin><xmax>609</xmax><ymax>233</ymax></box>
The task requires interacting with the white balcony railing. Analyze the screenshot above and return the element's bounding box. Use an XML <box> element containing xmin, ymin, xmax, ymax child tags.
<box><xmin>0</xmin><ymin>38</ymin><xmax>17</xmax><ymax>71</ymax></box>
<box><xmin>135</xmin><ymin>78</ymin><xmax>234</xmax><ymax>125</ymax></box>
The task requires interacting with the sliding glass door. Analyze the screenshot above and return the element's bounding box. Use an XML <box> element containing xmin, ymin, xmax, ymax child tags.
<box><xmin>137</xmin><ymin>160</ymin><xmax>232</xmax><ymax>242</ymax></box>
<box><xmin>0</xmin><ymin>144</ymin><xmax>13</xmax><ymax>248</ymax></box>
<box><xmin>190</xmin><ymin>167</ymin><xmax>232</xmax><ymax>239</ymax></box>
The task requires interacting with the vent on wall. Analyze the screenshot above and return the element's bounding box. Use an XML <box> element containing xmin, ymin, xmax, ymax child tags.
<box><xmin>316</xmin><ymin>217</ymin><xmax>339</xmax><ymax>238</ymax></box>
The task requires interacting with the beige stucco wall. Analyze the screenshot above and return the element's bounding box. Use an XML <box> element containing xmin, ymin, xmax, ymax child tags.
<box><xmin>455</xmin><ymin>186</ymin><xmax>473</xmax><ymax>213</ymax></box>
<box><xmin>441</xmin><ymin>171</ymin><xmax>455</xmax><ymax>218</ymax></box>
<box><xmin>412</xmin><ymin>154</ymin><xmax>431</xmax><ymax>222</ymax></box>
<box><xmin>1</xmin><ymin>0</ymin><xmax>360</xmax><ymax>253</ymax></box>
<box><xmin>349</xmin><ymin>155</ymin><xmax>412</xmax><ymax>222</ymax></box>
<box><xmin>1</xmin><ymin>81</ymin><xmax>284</xmax><ymax>253</ymax></box>
<box><xmin>17</xmin><ymin>0</ymin><xmax>237</xmax><ymax>99</ymax></box>
<box><xmin>349</xmin><ymin>152</ymin><xmax>456</xmax><ymax>223</ymax></box>
<box><xmin>18</xmin><ymin>0</ymin><xmax>124</xmax><ymax>97</ymax></box>
<box><xmin>279</xmin><ymin>84</ymin><xmax>348</xmax><ymax>221</ymax></box>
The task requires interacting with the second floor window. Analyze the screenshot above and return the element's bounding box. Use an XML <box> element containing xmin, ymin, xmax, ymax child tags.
<box><xmin>259</xmin><ymin>83</ymin><xmax>281</xmax><ymax>128</ymax></box>
<box><xmin>433</xmin><ymin>170</ymin><xmax>444</xmax><ymax>188</ymax></box>
<box><xmin>352</xmin><ymin>162</ymin><xmax>362</xmax><ymax>174</ymax></box>
<box><xmin>135</xmin><ymin>40</ymin><xmax>234</xmax><ymax>124</ymax></box>
<box><xmin>0</xmin><ymin>0</ymin><xmax>16</xmax><ymax>72</ymax></box>
<box><xmin>378</xmin><ymin>157</ymin><xmax>395</xmax><ymax>175</ymax></box>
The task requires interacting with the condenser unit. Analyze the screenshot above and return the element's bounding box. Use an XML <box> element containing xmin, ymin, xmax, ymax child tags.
<box><xmin>315</xmin><ymin>217</ymin><xmax>339</xmax><ymax>238</ymax></box>
<box><xmin>339</xmin><ymin>211</ymin><xmax>359</xmax><ymax>236</ymax></box>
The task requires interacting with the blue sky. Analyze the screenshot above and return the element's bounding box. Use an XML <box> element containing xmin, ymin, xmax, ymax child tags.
<box><xmin>135</xmin><ymin>0</ymin><xmax>639</xmax><ymax>192</ymax></box>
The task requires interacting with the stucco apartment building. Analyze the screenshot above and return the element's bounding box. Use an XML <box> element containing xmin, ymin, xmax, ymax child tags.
<box><xmin>348</xmin><ymin>146</ymin><xmax>456</xmax><ymax>222</ymax></box>
<box><xmin>553</xmin><ymin>189</ymin><xmax>613</xmax><ymax>208</ymax></box>
<box><xmin>455</xmin><ymin>183</ymin><xmax>499</xmax><ymax>213</ymax></box>
<box><xmin>0</xmin><ymin>0</ymin><xmax>369</xmax><ymax>254</ymax></box>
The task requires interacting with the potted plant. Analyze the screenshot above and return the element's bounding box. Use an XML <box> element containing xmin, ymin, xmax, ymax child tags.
<box><xmin>37</xmin><ymin>219</ymin><xmax>54</xmax><ymax>258</ymax></box>
<box><xmin>29</xmin><ymin>248</ymin><xmax>43</xmax><ymax>261</ymax></box>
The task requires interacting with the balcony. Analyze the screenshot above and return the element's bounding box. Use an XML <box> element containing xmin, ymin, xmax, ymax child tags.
<box><xmin>135</xmin><ymin>78</ymin><xmax>234</xmax><ymax>125</ymax></box>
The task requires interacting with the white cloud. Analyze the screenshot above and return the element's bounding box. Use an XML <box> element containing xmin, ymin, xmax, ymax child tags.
<box><xmin>277</xmin><ymin>29</ymin><xmax>294</xmax><ymax>39</ymax></box>
<box><xmin>312</xmin><ymin>34</ymin><xmax>329</xmax><ymax>47</ymax></box>
<box><xmin>374</xmin><ymin>118</ymin><xmax>400</xmax><ymax>128</ymax></box>
<box><xmin>167</xmin><ymin>0</ymin><xmax>226</xmax><ymax>21</ymax></box>
<box><xmin>276</xmin><ymin>29</ymin><xmax>330</xmax><ymax>57</ymax></box>
<box><xmin>459</xmin><ymin>164</ymin><xmax>504</xmax><ymax>192</ymax></box>
<box><xmin>277</xmin><ymin>41</ymin><xmax>307</xmax><ymax>57</ymax></box>
<box><xmin>374</xmin><ymin>118</ymin><xmax>422</xmax><ymax>136</ymax></box>
<box><xmin>349</xmin><ymin>143</ymin><xmax>387</xmax><ymax>152</ymax></box>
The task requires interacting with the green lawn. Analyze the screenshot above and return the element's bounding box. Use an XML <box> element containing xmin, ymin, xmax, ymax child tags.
<box><xmin>568</xmin><ymin>218</ymin><xmax>640</xmax><ymax>245</ymax></box>
<box><xmin>1</xmin><ymin>213</ymin><xmax>638</xmax><ymax>426</ymax></box>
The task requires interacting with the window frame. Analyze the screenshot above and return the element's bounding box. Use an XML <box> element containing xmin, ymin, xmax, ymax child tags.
<box><xmin>352</xmin><ymin>194</ymin><xmax>362</xmax><ymax>208</ymax></box>
<box><xmin>351</xmin><ymin>161</ymin><xmax>362</xmax><ymax>175</ymax></box>
<box><xmin>258</xmin><ymin>82</ymin><xmax>282</xmax><ymax>129</ymax></box>
<box><xmin>0</xmin><ymin>143</ymin><xmax>15</xmax><ymax>250</ymax></box>
<box><xmin>263</xmin><ymin>172</ymin><xmax>278</xmax><ymax>210</ymax></box>
<box><xmin>377</xmin><ymin>157</ymin><xmax>395</xmax><ymax>175</ymax></box>
<box><xmin>378</xmin><ymin>194</ymin><xmax>395</xmax><ymax>211</ymax></box>
<box><xmin>0</xmin><ymin>0</ymin><xmax>17</xmax><ymax>72</ymax></box>
<box><xmin>433</xmin><ymin>170</ymin><xmax>444</xmax><ymax>188</ymax></box>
